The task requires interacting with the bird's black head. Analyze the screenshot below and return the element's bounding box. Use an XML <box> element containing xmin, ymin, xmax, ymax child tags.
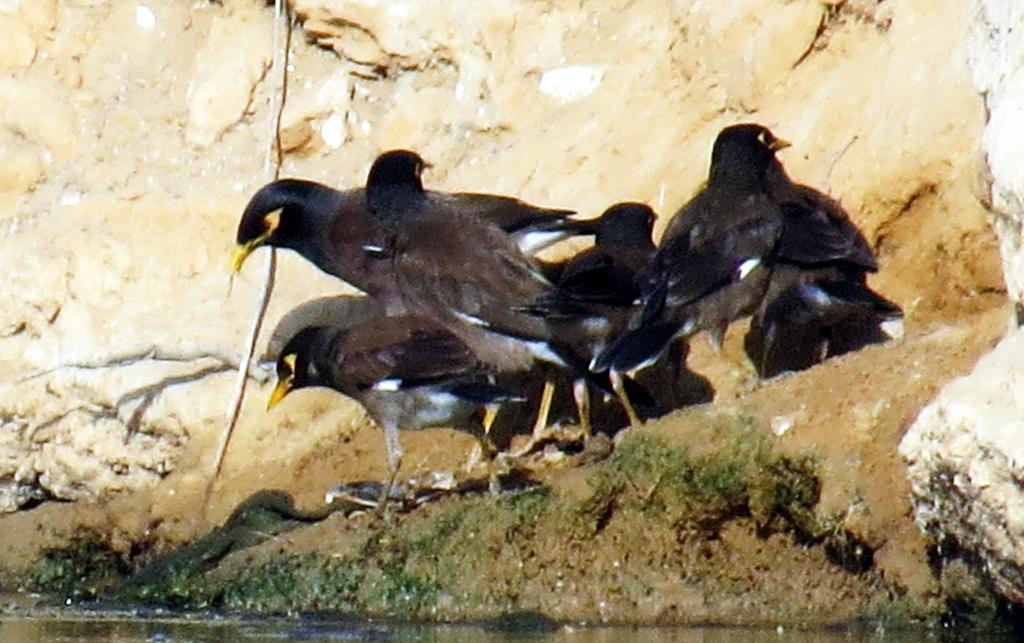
<box><xmin>367</xmin><ymin>149</ymin><xmax>427</xmax><ymax>191</ymax></box>
<box><xmin>268</xmin><ymin>326</ymin><xmax>334</xmax><ymax>409</ymax></box>
<box><xmin>233</xmin><ymin>179</ymin><xmax>339</xmax><ymax>273</ymax></box>
<box><xmin>365</xmin><ymin>150</ymin><xmax>429</xmax><ymax>217</ymax></box>
<box><xmin>595</xmin><ymin>202</ymin><xmax>656</xmax><ymax>247</ymax></box>
<box><xmin>708</xmin><ymin>123</ymin><xmax>790</xmax><ymax>188</ymax></box>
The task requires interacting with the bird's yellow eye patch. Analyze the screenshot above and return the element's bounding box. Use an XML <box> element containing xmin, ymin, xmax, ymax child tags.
<box><xmin>282</xmin><ymin>352</ymin><xmax>297</xmax><ymax>373</ymax></box>
<box><xmin>268</xmin><ymin>352</ymin><xmax>298</xmax><ymax>411</ymax></box>
<box><xmin>759</xmin><ymin>130</ymin><xmax>790</xmax><ymax>152</ymax></box>
<box><xmin>263</xmin><ymin>208</ymin><xmax>283</xmax><ymax>234</ymax></box>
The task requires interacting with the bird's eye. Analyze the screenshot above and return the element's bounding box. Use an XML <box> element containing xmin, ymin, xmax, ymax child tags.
<box><xmin>757</xmin><ymin>130</ymin><xmax>772</xmax><ymax>146</ymax></box>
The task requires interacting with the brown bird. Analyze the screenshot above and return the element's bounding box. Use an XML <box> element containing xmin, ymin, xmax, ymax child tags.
<box><xmin>526</xmin><ymin>202</ymin><xmax>658</xmax><ymax>432</ymax></box>
<box><xmin>269</xmin><ymin>315</ymin><xmax>527</xmax><ymax>514</ymax></box>
<box><xmin>742</xmin><ymin>158</ymin><xmax>901</xmax><ymax>376</ymax></box>
<box><xmin>595</xmin><ymin>124</ymin><xmax>790</xmax><ymax>380</ymax></box>
<box><xmin>234</xmin><ymin>150</ymin><xmax>603</xmax><ymax>444</ymax></box>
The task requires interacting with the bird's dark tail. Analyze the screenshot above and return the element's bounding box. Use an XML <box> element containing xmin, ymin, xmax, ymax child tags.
<box><xmin>592</xmin><ymin>320</ymin><xmax>685</xmax><ymax>374</ymax></box>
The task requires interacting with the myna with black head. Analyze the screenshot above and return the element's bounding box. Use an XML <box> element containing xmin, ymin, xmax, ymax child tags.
<box><xmin>596</xmin><ymin>123</ymin><xmax>791</xmax><ymax>383</ymax></box>
<box><xmin>232</xmin><ymin>151</ymin><xmax>592</xmax><ymax>286</ymax></box>
<box><xmin>234</xmin><ymin>150</ymin><xmax>612</xmax><ymax>439</ymax></box>
<box><xmin>269</xmin><ymin>316</ymin><xmax>526</xmax><ymax>514</ymax></box>
<box><xmin>525</xmin><ymin>202</ymin><xmax>658</xmax><ymax>433</ymax></box>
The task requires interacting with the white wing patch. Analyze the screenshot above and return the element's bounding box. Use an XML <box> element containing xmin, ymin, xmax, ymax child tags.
<box><xmin>736</xmin><ymin>257</ymin><xmax>762</xmax><ymax>280</ymax></box>
<box><xmin>373</xmin><ymin>378</ymin><xmax>403</xmax><ymax>392</ymax></box>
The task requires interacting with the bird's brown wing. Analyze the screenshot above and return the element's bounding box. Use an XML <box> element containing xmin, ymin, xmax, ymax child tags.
<box><xmin>336</xmin><ymin>318</ymin><xmax>482</xmax><ymax>389</ymax></box>
<box><xmin>655</xmin><ymin>190</ymin><xmax>782</xmax><ymax>308</ymax></box>
<box><xmin>774</xmin><ymin>195</ymin><xmax>878</xmax><ymax>271</ymax></box>
<box><xmin>554</xmin><ymin>249</ymin><xmax>643</xmax><ymax>305</ymax></box>
<box><xmin>766</xmin><ymin>163</ymin><xmax>877</xmax><ymax>271</ymax></box>
<box><xmin>391</xmin><ymin>208</ymin><xmax>554</xmax><ymax>340</ymax></box>
<box><xmin>440</xmin><ymin>192</ymin><xmax>576</xmax><ymax>232</ymax></box>
<box><xmin>319</xmin><ymin>189</ymin><xmax>404</xmax><ymax>302</ymax></box>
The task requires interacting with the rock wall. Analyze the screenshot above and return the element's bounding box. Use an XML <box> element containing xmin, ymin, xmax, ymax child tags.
<box><xmin>0</xmin><ymin>0</ymin><xmax>1001</xmax><ymax>516</ymax></box>
<box><xmin>900</xmin><ymin>0</ymin><xmax>1024</xmax><ymax>605</ymax></box>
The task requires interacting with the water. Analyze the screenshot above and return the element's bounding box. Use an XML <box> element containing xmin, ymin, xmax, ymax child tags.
<box><xmin>0</xmin><ymin>612</ymin><xmax>988</xmax><ymax>643</ymax></box>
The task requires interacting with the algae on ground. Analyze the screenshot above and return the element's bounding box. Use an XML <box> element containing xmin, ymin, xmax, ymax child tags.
<box><xmin>23</xmin><ymin>533</ymin><xmax>129</xmax><ymax>602</ymax></box>
<box><xmin>144</xmin><ymin>426</ymin><xmax>858</xmax><ymax>620</ymax></box>
<box><xmin>18</xmin><ymin>421</ymin><xmax>884</xmax><ymax>623</ymax></box>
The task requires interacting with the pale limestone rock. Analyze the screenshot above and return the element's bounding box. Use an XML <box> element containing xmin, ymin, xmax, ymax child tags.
<box><xmin>185</xmin><ymin>10</ymin><xmax>272</xmax><ymax>147</ymax></box>
<box><xmin>898</xmin><ymin>0</ymin><xmax>1024</xmax><ymax>606</ymax></box>
<box><xmin>0</xmin><ymin>128</ymin><xmax>44</xmax><ymax>197</ymax></box>
<box><xmin>969</xmin><ymin>0</ymin><xmax>1024</xmax><ymax>305</ymax></box>
<box><xmin>18</xmin><ymin>0</ymin><xmax>58</xmax><ymax>35</ymax></box>
<box><xmin>278</xmin><ymin>71</ymin><xmax>351</xmax><ymax>152</ymax></box>
<box><xmin>538</xmin><ymin>66</ymin><xmax>605</xmax><ymax>104</ymax></box>
<box><xmin>0</xmin><ymin>78</ymin><xmax>77</xmax><ymax>161</ymax></box>
<box><xmin>900</xmin><ymin>328</ymin><xmax>1024</xmax><ymax>604</ymax></box>
<box><xmin>0</xmin><ymin>17</ymin><xmax>36</xmax><ymax>73</ymax></box>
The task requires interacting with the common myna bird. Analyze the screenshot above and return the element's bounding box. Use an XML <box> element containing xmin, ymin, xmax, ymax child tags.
<box><xmin>595</xmin><ymin>124</ymin><xmax>790</xmax><ymax>383</ymax></box>
<box><xmin>232</xmin><ymin>152</ymin><xmax>592</xmax><ymax>285</ymax></box>
<box><xmin>526</xmin><ymin>202</ymin><xmax>658</xmax><ymax>431</ymax></box>
<box><xmin>269</xmin><ymin>316</ymin><xmax>526</xmax><ymax>514</ymax></box>
<box><xmin>743</xmin><ymin>278</ymin><xmax>902</xmax><ymax>377</ymax></box>
<box><xmin>742</xmin><ymin>158</ymin><xmax>902</xmax><ymax>376</ymax></box>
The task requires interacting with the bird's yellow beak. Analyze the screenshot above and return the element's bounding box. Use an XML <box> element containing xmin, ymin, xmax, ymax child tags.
<box><xmin>267</xmin><ymin>376</ymin><xmax>293</xmax><ymax>411</ymax></box>
<box><xmin>230</xmin><ymin>238</ymin><xmax>263</xmax><ymax>274</ymax></box>
<box><xmin>769</xmin><ymin>137</ymin><xmax>791</xmax><ymax>152</ymax></box>
<box><xmin>232</xmin><ymin>208</ymin><xmax>282</xmax><ymax>273</ymax></box>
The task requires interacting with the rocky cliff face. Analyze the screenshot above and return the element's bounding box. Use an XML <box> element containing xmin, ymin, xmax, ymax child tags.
<box><xmin>900</xmin><ymin>0</ymin><xmax>1024</xmax><ymax>606</ymax></box>
<box><xmin>0</xmin><ymin>0</ymin><xmax>1012</xmax><ymax>612</ymax></box>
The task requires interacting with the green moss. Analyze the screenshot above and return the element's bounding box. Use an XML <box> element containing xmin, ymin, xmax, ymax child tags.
<box><xmin>583</xmin><ymin>427</ymin><xmax>770</xmax><ymax>529</ymax></box>
<box><xmin>30</xmin><ymin>415</ymin><xmax>881</xmax><ymax>620</ymax></box>
<box><xmin>183</xmin><ymin>489</ymin><xmax>559</xmax><ymax>616</ymax></box>
<box><xmin>22</xmin><ymin>534</ymin><xmax>128</xmax><ymax>602</ymax></box>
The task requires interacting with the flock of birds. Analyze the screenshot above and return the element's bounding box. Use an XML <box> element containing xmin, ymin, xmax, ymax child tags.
<box><xmin>229</xmin><ymin>123</ymin><xmax>902</xmax><ymax>512</ymax></box>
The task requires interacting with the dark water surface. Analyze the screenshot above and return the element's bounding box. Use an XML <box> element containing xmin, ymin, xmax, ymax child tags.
<box><xmin>0</xmin><ymin>612</ymin><xmax>997</xmax><ymax>643</ymax></box>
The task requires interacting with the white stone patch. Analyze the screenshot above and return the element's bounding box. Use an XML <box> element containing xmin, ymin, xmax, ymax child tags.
<box><xmin>770</xmin><ymin>415</ymin><xmax>794</xmax><ymax>437</ymax></box>
<box><xmin>316</xmin><ymin>75</ymin><xmax>350</xmax><ymax>110</ymax></box>
<box><xmin>135</xmin><ymin>5</ymin><xmax>156</xmax><ymax>30</ymax></box>
<box><xmin>880</xmin><ymin>318</ymin><xmax>905</xmax><ymax>340</ymax></box>
<box><xmin>538</xmin><ymin>65</ymin><xmax>604</xmax><ymax>104</ymax></box>
<box><xmin>320</xmin><ymin>113</ymin><xmax>346</xmax><ymax>149</ymax></box>
<box><xmin>59</xmin><ymin>191</ymin><xmax>81</xmax><ymax>207</ymax></box>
